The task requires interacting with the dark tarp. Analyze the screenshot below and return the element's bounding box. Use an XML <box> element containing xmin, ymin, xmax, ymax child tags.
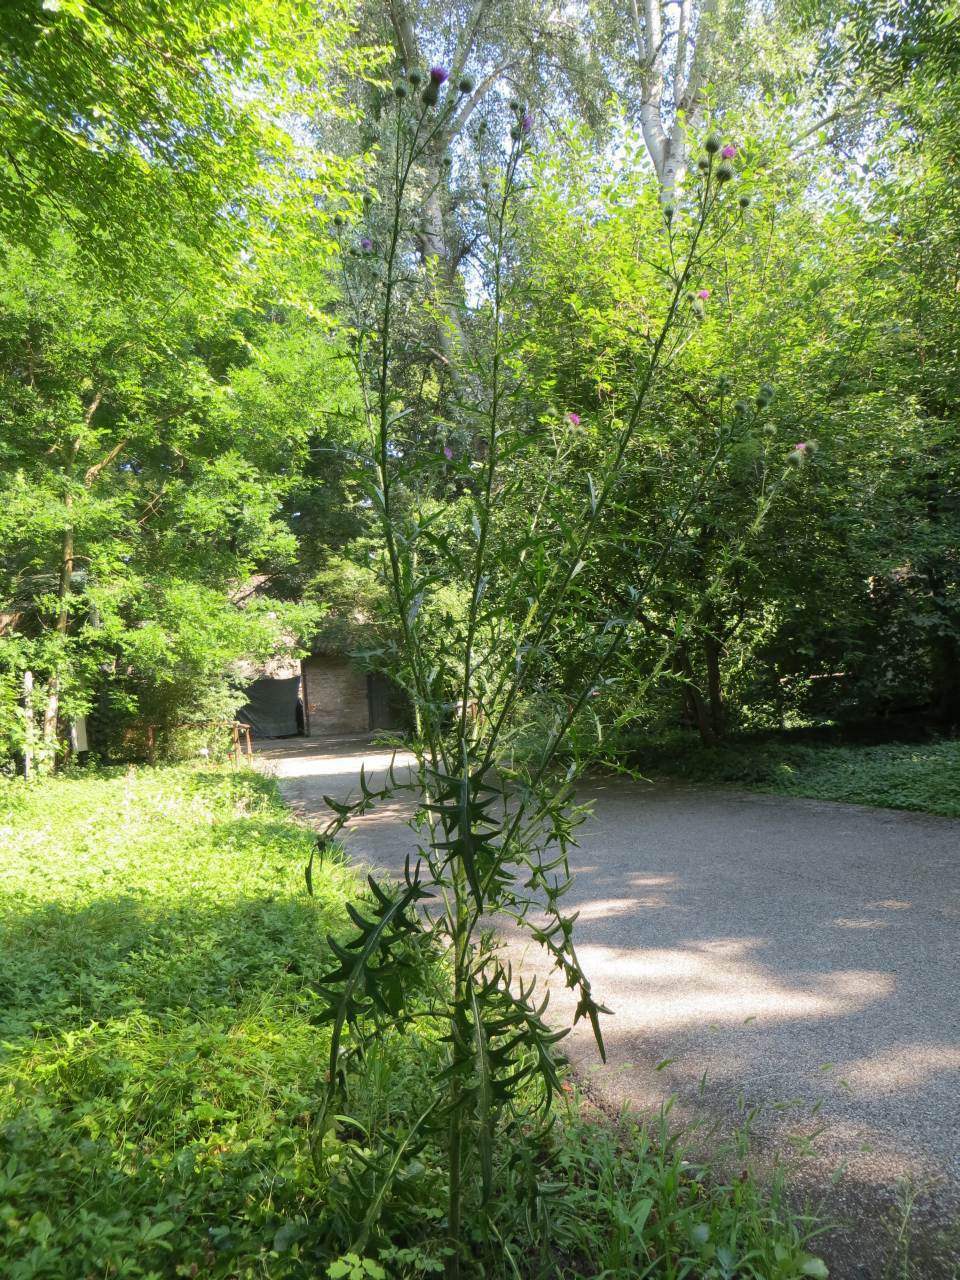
<box><xmin>238</xmin><ymin>675</ymin><xmax>301</xmax><ymax>738</ymax></box>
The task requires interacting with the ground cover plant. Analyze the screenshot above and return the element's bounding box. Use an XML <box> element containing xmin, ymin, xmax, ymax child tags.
<box><xmin>621</xmin><ymin>733</ymin><xmax>960</xmax><ymax>818</ymax></box>
<box><xmin>0</xmin><ymin>762</ymin><xmax>832</xmax><ymax>1279</ymax></box>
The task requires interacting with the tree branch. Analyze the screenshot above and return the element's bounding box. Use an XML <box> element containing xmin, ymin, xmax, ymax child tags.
<box><xmin>388</xmin><ymin>0</ymin><xmax>419</xmax><ymax>69</ymax></box>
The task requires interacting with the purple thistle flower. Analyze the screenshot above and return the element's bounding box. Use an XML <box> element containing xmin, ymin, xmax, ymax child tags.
<box><xmin>521</xmin><ymin>112</ymin><xmax>533</xmax><ymax>134</ymax></box>
<box><xmin>721</xmin><ymin>143</ymin><xmax>737</xmax><ymax>159</ymax></box>
<box><xmin>696</xmin><ymin>288</ymin><xmax>710</xmax><ymax>300</ymax></box>
<box><xmin>429</xmin><ymin>65</ymin><xmax>449</xmax><ymax>84</ymax></box>
<box><xmin>567</xmin><ymin>412</ymin><xmax>581</xmax><ymax>426</ymax></box>
<box><xmin>443</xmin><ymin>445</ymin><xmax>453</xmax><ymax>460</ymax></box>
<box><xmin>360</xmin><ymin>236</ymin><xmax>373</xmax><ymax>252</ymax></box>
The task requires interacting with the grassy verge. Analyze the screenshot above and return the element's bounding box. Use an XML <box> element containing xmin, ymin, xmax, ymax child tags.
<box><xmin>623</xmin><ymin>733</ymin><xmax>960</xmax><ymax>817</ymax></box>
<box><xmin>0</xmin><ymin>763</ymin><xmax>829</xmax><ymax>1278</ymax></box>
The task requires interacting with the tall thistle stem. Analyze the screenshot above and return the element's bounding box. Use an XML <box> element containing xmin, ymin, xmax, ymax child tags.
<box><xmin>319</xmin><ymin>87</ymin><xmax>778</xmax><ymax>1275</ymax></box>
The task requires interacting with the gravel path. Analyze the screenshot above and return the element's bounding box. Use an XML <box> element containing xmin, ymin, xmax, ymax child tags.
<box><xmin>257</xmin><ymin>735</ymin><xmax>960</xmax><ymax>1278</ymax></box>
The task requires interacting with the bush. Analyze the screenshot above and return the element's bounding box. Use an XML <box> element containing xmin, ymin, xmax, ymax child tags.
<box><xmin>623</xmin><ymin>730</ymin><xmax>960</xmax><ymax>817</ymax></box>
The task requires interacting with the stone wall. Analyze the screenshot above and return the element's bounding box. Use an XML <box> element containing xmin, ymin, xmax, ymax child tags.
<box><xmin>301</xmin><ymin>656</ymin><xmax>369</xmax><ymax>736</ymax></box>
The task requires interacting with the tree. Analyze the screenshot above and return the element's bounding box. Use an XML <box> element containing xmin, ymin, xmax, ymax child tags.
<box><xmin>0</xmin><ymin>235</ymin><xmax>355</xmax><ymax>763</ymax></box>
<box><xmin>0</xmin><ymin>0</ymin><xmax>372</xmax><ymax>281</ymax></box>
<box><xmin>500</xmin><ymin>103</ymin><xmax>957</xmax><ymax>741</ymax></box>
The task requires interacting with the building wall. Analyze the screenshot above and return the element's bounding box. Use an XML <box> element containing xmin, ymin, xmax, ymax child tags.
<box><xmin>302</xmin><ymin>656</ymin><xmax>369</xmax><ymax>736</ymax></box>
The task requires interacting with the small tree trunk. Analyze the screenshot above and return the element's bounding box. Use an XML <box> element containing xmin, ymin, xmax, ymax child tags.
<box><xmin>704</xmin><ymin>634</ymin><xmax>724</xmax><ymax>737</ymax></box>
<box><xmin>43</xmin><ymin>486</ymin><xmax>76</xmax><ymax>765</ymax></box>
<box><xmin>676</xmin><ymin>645</ymin><xmax>716</xmax><ymax>744</ymax></box>
<box><xmin>22</xmin><ymin>669</ymin><xmax>35</xmax><ymax>779</ymax></box>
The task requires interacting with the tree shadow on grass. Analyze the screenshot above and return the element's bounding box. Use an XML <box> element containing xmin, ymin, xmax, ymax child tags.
<box><xmin>0</xmin><ymin>861</ymin><xmax>343</xmax><ymax>1043</ymax></box>
<box><xmin>0</xmin><ymin>878</ymin><xmax>429</xmax><ymax>1278</ymax></box>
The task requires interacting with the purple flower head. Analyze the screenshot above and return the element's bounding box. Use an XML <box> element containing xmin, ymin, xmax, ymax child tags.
<box><xmin>360</xmin><ymin>236</ymin><xmax>373</xmax><ymax>252</ymax></box>
<box><xmin>443</xmin><ymin>445</ymin><xmax>453</xmax><ymax>460</ymax></box>
<box><xmin>794</xmin><ymin>441</ymin><xmax>808</xmax><ymax>453</ymax></box>
<box><xmin>429</xmin><ymin>65</ymin><xmax>449</xmax><ymax>85</ymax></box>
<box><xmin>696</xmin><ymin>288</ymin><xmax>710</xmax><ymax>300</ymax></box>
<box><xmin>521</xmin><ymin>112</ymin><xmax>533</xmax><ymax>134</ymax></box>
<box><xmin>567</xmin><ymin>412</ymin><xmax>581</xmax><ymax>426</ymax></box>
<box><xmin>721</xmin><ymin>143</ymin><xmax>737</xmax><ymax>159</ymax></box>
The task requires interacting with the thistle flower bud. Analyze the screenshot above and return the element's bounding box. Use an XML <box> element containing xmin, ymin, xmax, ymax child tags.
<box><xmin>717</xmin><ymin>162</ymin><xmax>734</xmax><ymax>183</ymax></box>
<box><xmin>408</xmin><ymin>69</ymin><xmax>423</xmax><ymax>86</ymax></box>
<box><xmin>756</xmin><ymin>382</ymin><xmax>775</xmax><ymax>407</ymax></box>
<box><xmin>663</xmin><ymin>202</ymin><xmax>675</xmax><ymax>222</ymax></box>
<box><xmin>697</xmin><ymin>158</ymin><xmax>709</xmax><ymax>172</ymax></box>
<box><xmin>333</xmin><ymin>214</ymin><xmax>344</xmax><ymax>227</ymax></box>
<box><xmin>509</xmin><ymin>98</ymin><xmax>521</xmax><ymax>111</ymax></box>
<box><xmin>394</xmin><ymin>81</ymin><xmax>407</xmax><ymax>98</ymax></box>
<box><xmin>442</xmin><ymin>155</ymin><xmax>452</xmax><ymax>168</ymax></box>
<box><xmin>739</xmin><ymin>194</ymin><xmax>751</xmax><ymax>209</ymax></box>
<box><xmin>458</xmin><ymin>75</ymin><xmax>474</xmax><ymax>94</ymax></box>
<box><xmin>717</xmin><ymin>374</ymin><xmax>732</xmax><ymax>394</ymax></box>
<box><xmin>734</xmin><ymin>398</ymin><xmax>751</xmax><ymax>416</ymax></box>
<box><xmin>510</xmin><ymin>124</ymin><xmax>521</xmax><ymax>140</ymax></box>
<box><xmin>705</xmin><ymin>133</ymin><xmax>722</xmax><ymax>154</ymax></box>
<box><xmin>422</xmin><ymin>83</ymin><xmax>439</xmax><ymax>106</ymax></box>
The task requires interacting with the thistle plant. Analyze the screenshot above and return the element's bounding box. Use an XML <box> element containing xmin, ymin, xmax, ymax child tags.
<box><xmin>311</xmin><ymin>103</ymin><xmax>782</xmax><ymax>1274</ymax></box>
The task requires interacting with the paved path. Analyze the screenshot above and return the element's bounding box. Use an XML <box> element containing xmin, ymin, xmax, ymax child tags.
<box><xmin>257</xmin><ymin>736</ymin><xmax>960</xmax><ymax>1277</ymax></box>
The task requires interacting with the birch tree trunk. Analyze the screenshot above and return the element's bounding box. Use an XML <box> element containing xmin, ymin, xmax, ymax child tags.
<box><xmin>629</xmin><ymin>0</ymin><xmax>718</xmax><ymax>200</ymax></box>
<box><xmin>22</xmin><ymin>669</ymin><xmax>34</xmax><ymax>780</ymax></box>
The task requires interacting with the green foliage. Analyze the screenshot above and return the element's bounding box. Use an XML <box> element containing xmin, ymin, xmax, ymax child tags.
<box><xmin>0</xmin><ymin>0</ymin><xmax>374</xmax><ymax>768</ymax></box>
<box><xmin>0</xmin><ymin>764</ymin><xmax>356</xmax><ymax>1276</ymax></box>
<box><xmin>505</xmin><ymin>108</ymin><xmax>960</xmax><ymax>741</ymax></box>
<box><xmin>0</xmin><ymin>0</ymin><xmax>373</xmax><ymax>281</ymax></box>
<box><xmin>624</xmin><ymin>732</ymin><xmax>960</xmax><ymax>817</ymax></box>
<box><xmin>493</xmin><ymin>1103</ymin><xmax>830</xmax><ymax>1280</ymax></box>
<box><xmin>0</xmin><ymin>232</ymin><xmax>347</xmax><ymax>762</ymax></box>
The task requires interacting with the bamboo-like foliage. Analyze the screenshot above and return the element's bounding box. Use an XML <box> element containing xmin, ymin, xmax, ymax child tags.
<box><xmin>308</xmin><ymin>74</ymin><xmax>796</xmax><ymax>1275</ymax></box>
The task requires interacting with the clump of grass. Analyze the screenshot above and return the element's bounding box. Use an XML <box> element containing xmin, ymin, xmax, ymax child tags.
<box><xmin>624</xmin><ymin>733</ymin><xmax>960</xmax><ymax>817</ymax></box>
<box><xmin>0</xmin><ymin>762</ymin><xmax>829</xmax><ymax>1278</ymax></box>
<box><xmin>495</xmin><ymin>1099</ymin><xmax>830</xmax><ymax>1280</ymax></box>
<box><xmin>0</xmin><ymin>764</ymin><xmax>368</xmax><ymax>1277</ymax></box>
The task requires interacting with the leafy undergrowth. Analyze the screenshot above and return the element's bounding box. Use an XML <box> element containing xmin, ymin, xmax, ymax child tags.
<box><xmin>624</xmin><ymin>733</ymin><xmax>960</xmax><ymax>817</ymax></box>
<box><xmin>0</xmin><ymin>763</ymin><xmax>828</xmax><ymax>1278</ymax></box>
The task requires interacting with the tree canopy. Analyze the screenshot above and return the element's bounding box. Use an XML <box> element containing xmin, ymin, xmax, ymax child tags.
<box><xmin>0</xmin><ymin>0</ymin><xmax>957</xmax><ymax>766</ymax></box>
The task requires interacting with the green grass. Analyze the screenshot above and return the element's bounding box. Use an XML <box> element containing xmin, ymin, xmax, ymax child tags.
<box><xmin>0</xmin><ymin>764</ymin><xmax>370</xmax><ymax>1278</ymax></box>
<box><xmin>0</xmin><ymin>762</ymin><xmax>831</xmax><ymax>1279</ymax></box>
<box><xmin>623</xmin><ymin>734</ymin><xmax>960</xmax><ymax>817</ymax></box>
